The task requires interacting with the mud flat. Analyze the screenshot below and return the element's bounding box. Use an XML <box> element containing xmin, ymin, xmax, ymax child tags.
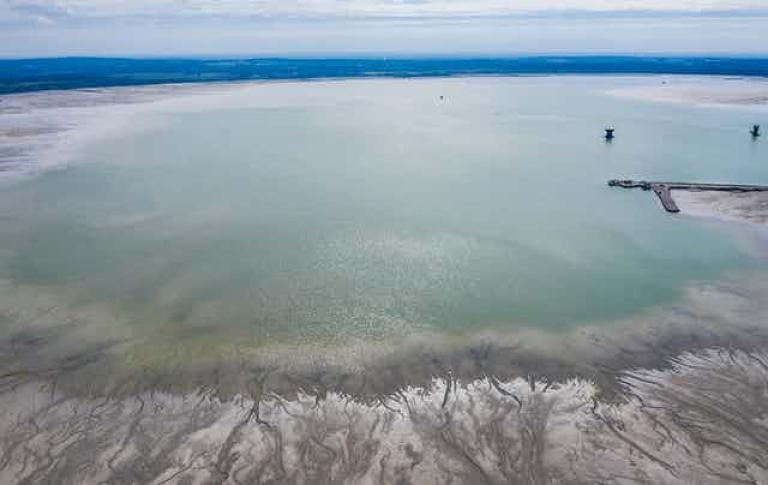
<box><xmin>675</xmin><ymin>190</ymin><xmax>768</xmax><ymax>227</ymax></box>
<box><xmin>2</xmin><ymin>349</ymin><xmax>768</xmax><ymax>483</ymax></box>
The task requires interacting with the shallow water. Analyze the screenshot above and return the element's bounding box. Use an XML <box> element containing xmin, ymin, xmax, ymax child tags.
<box><xmin>1</xmin><ymin>78</ymin><xmax>766</xmax><ymax>352</ymax></box>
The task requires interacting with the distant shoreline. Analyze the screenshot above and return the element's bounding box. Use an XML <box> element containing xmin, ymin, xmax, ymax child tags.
<box><xmin>2</xmin><ymin>56</ymin><xmax>768</xmax><ymax>95</ymax></box>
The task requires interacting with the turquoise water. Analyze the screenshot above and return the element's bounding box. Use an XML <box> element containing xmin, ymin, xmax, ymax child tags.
<box><xmin>0</xmin><ymin>77</ymin><xmax>765</xmax><ymax>351</ymax></box>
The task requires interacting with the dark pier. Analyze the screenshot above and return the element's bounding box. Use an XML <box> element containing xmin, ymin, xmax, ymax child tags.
<box><xmin>652</xmin><ymin>184</ymin><xmax>678</xmax><ymax>212</ymax></box>
<box><xmin>608</xmin><ymin>179</ymin><xmax>768</xmax><ymax>213</ymax></box>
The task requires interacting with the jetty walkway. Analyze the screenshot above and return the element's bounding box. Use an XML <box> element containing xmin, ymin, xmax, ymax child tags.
<box><xmin>608</xmin><ymin>179</ymin><xmax>768</xmax><ymax>213</ymax></box>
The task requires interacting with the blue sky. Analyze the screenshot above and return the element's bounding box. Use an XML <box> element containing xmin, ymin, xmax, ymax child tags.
<box><xmin>1</xmin><ymin>0</ymin><xmax>767</xmax><ymax>57</ymax></box>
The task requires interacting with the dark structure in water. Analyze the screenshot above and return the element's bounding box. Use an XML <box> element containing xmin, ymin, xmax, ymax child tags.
<box><xmin>605</xmin><ymin>128</ymin><xmax>615</xmax><ymax>141</ymax></box>
<box><xmin>752</xmin><ymin>125</ymin><xmax>761</xmax><ymax>138</ymax></box>
<box><xmin>4</xmin><ymin>56</ymin><xmax>768</xmax><ymax>95</ymax></box>
<box><xmin>608</xmin><ymin>179</ymin><xmax>768</xmax><ymax>213</ymax></box>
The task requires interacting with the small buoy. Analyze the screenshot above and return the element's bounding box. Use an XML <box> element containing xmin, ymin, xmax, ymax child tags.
<box><xmin>751</xmin><ymin>124</ymin><xmax>761</xmax><ymax>138</ymax></box>
<box><xmin>605</xmin><ymin>128</ymin><xmax>615</xmax><ymax>141</ymax></box>
<box><xmin>439</xmin><ymin>95</ymin><xmax>445</xmax><ymax>101</ymax></box>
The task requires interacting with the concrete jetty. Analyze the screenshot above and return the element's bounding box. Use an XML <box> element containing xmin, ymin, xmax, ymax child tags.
<box><xmin>608</xmin><ymin>179</ymin><xmax>768</xmax><ymax>213</ymax></box>
<box><xmin>652</xmin><ymin>184</ymin><xmax>678</xmax><ymax>212</ymax></box>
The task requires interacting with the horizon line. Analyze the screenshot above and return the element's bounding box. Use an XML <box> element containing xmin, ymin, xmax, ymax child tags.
<box><xmin>4</xmin><ymin>53</ymin><xmax>768</xmax><ymax>62</ymax></box>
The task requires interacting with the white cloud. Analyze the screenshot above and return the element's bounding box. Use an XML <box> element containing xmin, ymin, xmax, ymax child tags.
<box><xmin>2</xmin><ymin>0</ymin><xmax>766</xmax><ymax>57</ymax></box>
<box><xmin>4</xmin><ymin>0</ymin><xmax>768</xmax><ymax>21</ymax></box>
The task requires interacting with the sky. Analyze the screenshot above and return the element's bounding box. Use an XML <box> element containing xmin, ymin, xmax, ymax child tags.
<box><xmin>1</xmin><ymin>0</ymin><xmax>767</xmax><ymax>57</ymax></box>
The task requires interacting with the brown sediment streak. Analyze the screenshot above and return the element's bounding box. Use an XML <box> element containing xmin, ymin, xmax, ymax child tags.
<box><xmin>1</xmin><ymin>350</ymin><xmax>767</xmax><ymax>483</ymax></box>
<box><xmin>591</xmin><ymin>399</ymin><xmax>678</xmax><ymax>475</ymax></box>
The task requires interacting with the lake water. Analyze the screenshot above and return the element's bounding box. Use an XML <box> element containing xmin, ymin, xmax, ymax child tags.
<box><xmin>5</xmin><ymin>76</ymin><xmax>768</xmax><ymax>483</ymax></box>
<box><xmin>0</xmin><ymin>76</ymin><xmax>766</xmax><ymax>381</ymax></box>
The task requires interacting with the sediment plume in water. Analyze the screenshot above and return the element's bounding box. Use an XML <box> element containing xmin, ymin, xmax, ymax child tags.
<box><xmin>3</xmin><ymin>272</ymin><xmax>768</xmax><ymax>401</ymax></box>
